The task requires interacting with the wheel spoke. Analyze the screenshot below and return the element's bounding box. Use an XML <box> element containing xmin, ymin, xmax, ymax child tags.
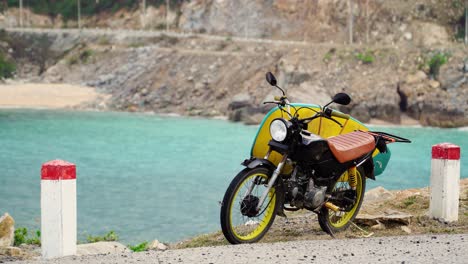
<box><xmin>229</xmin><ymin>172</ymin><xmax>276</xmax><ymax>240</ymax></box>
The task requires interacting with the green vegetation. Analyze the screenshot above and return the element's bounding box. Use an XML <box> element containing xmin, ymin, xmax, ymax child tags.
<box><xmin>1</xmin><ymin>1</ymin><xmax>187</xmax><ymax>21</ymax></box>
<box><xmin>428</xmin><ymin>52</ymin><xmax>450</xmax><ymax>79</ymax></box>
<box><xmin>355</xmin><ymin>50</ymin><xmax>375</xmax><ymax>64</ymax></box>
<box><xmin>67</xmin><ymin>48</ymin><xmax>94</xmax><ymax>66</ymax></box>
<box><xmin>14</xmin><ymin>227</ymin><xmax>41</xmax><ymax>246</ymax></box>
<box><xmin>402</xmin><ymin>195</ymin><xmax>417</xmax><ymax>207</ymax></box>
<box><xmin>176</xmin><ymin>232</ymin><xmax>228</xmax><ymax>249</ymax></box>
<box><xmin>86</xmin><ymin>230</ymin><xmax>119</xmax><ymax>243</ymax></box>
<box><xmin>0</xmin><ymin>52</ymin><xmax>16</xmax><ymax>79</ymax></box>
<box><xmin>323</xmin><ymin>48</ymin><xmax>336</xmax><ymax>63</ymax></box>
<box><xmin>97</xmin><ymin>36</ymin><xmax>111</xmax><ymax>46</ymax></box>
<box><xmin>128</xmin><ymin>241</ymin><xmax>148</xmax><ymax>252</ymax></box>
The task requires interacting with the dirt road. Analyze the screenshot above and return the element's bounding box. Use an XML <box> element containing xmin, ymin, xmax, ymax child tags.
<box><xmin>11</xmin><ymin>234</ymin><xmax>468</xmax><ymax>264</ymax></box>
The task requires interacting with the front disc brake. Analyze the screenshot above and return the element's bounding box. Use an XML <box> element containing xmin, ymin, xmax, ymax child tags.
<box><xmin>240</xmin><ymin>195</ymin><xmax>260</xmax><ymax>217</ymax></box>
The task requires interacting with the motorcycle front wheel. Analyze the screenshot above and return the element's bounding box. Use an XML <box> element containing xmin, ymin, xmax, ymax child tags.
<box><xmin>220</xmin><ymin>167</ymin><xmax>278</xmax><ymax>244</ymax></box>
<box><xmin>318</xmin><ymin>167</ymin><xmax>367</xmax><ymax>234</ymax></box>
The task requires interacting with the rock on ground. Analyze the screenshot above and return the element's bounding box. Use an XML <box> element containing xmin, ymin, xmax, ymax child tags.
<box><xmin>147</xmin><ymin>240</ymin><xmax>167</xmax><ymax>251</ymax></box>
<box><xmin>76</xmin><ymin>242</ymin><xmax>129</xmax><ymax>256</ymax></box>
<box><xmin>0</xmin><ymin>212</ymin><xmax>15</xmax><ymax>247</ymax></box>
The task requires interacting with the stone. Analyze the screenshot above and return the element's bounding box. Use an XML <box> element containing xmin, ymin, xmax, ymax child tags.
<box><xmin>427</xmin><ymin>80</ymin><xmax>440</xmax><ymax>89</ymax></box>
<box><xmin>148</xmin><ymin>240</ymin><xmax>168</xmax><ymax>251</ymax></box>
<box><xmin>438</xmin><ymin>64</ymin><xmax>466</xmax><ymax>90</ymax></box>
<box><xmin>370</xmin><ymin>220</ymin><xmax>386</xmax><ymax>230</ymax></box>
<box><xmin>0</xmin><ymin>213</ymin><xmax>15</xmax><ymax>247</ymax></box>
<box><xmin>76</xmin><ymin>242</ymin><xmax>129</xmax><ymax>256</ymax></box>
<box><xmin>0</xmin><ymin>246</ymin><xmax>22</xmax><ymax>257</ymax></box>
<box><xmin>403</xmin><ymin>32</ymin><xmax>412</xmax><ymax>41</ymax></box>
<box><xmin>401</xmin><ymin>226</ymin><xmax>412</xmax><ymax>234</ymax></box>
<box><xmin>405</xmin><ymin>71</ymin><xmax>427</xmax><ymax>84</ymax></box>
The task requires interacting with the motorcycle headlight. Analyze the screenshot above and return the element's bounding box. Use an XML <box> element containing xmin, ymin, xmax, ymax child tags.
<box><xmin>269</xmin><ymin>119</ymin><xmax>288</xmax><ymax>142</ymax></box>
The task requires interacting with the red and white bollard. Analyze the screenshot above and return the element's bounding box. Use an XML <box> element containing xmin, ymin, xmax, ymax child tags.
<box><xmin>41</xmin><ymin>160</ymin><xmax>77</xmax><ymax>258</ymax></box>
<box><xmin>430</xmin><ymin>143</ymin><xmax>461</xmax><ymax>222</ymax></box>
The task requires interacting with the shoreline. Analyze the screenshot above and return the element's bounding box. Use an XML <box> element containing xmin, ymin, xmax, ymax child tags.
<box><xmin>1</xmin><ymin>82</ymin><xmax>467</xmax><ymax>129</ymax></box>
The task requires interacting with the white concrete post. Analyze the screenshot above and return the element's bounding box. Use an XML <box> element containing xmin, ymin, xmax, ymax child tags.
<box><xmin>41</xmin><ymin>160</ymin><xmax>77</xmax><ymax>258</ymax></box>
<box><xmin>429</xmin><ymin>143</ymin><xmax>461</xmax><ymax>222</ymax></box>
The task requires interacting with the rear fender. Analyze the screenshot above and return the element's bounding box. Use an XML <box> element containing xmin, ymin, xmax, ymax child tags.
<box><xmin>360</xmin><ymin>158</ymin><xmax>375</xmax><ymax>180</ymax></box>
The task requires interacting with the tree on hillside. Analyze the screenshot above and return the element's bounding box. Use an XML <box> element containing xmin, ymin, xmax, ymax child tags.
<box><xmin>2</xmin><ymin>0</ymin><xmax>187</xmax><ymax>21</ymax></box>
<box><xmin>465</xmin><ymin>0</ymin><xmax>467</xmax><ymax>44</ymax></box>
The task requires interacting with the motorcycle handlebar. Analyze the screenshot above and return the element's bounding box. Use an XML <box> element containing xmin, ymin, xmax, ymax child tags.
<box><xmin>330</xmin><ymin>109</ymin><xmax>350</xmax><ymax>120</ymax></box>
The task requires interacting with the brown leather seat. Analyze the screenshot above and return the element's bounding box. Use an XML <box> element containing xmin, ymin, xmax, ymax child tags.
<box><xmin>327</xmin><ymin>131</ymin><xmax>375</xmax><ymax>163</ymax></box>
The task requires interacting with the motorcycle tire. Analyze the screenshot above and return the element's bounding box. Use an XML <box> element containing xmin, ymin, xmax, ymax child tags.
<box><xmin>220</xmin><ymin>167</ymin><xmax>278</xmax><ymax>244</ymax></box>
<box><xmin>318</xmin><ymin>167</ymin><xmax>367</xmax><ymax>234</ymax></box>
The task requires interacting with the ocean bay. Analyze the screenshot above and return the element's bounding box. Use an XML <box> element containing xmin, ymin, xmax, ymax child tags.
<box><xmin>0</xmin><ymin>110</ymin><xmax>466</xmax><ymax>243</ymax></box>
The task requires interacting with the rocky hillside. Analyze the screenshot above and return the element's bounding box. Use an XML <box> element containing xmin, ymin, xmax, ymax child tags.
<box><xmin>1</xmin><ymin>27</ymin><xmax>467</xmax><ymax>127</ymax></box>
<box><xmin>0</xmin><ymin>0</ymin><xmax>467</xmax><ymax>127</ymax></box>
<box><xmin>2</xmin><ymin>1</ymin><xmax>465</xmax><ymax>43</ymax></box>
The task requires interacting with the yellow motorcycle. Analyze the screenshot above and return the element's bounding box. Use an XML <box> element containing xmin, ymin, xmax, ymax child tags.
<box><xmin>220</xmin><ymin>72</ymin><xmax>410</xmax><ymax>244</ymax></box>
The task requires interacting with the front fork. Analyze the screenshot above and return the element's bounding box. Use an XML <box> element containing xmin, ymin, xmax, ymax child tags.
<box><xmin>255</xmin><ymin>154</ymin><xmax>288</xmax><ymax>211</ymax></box>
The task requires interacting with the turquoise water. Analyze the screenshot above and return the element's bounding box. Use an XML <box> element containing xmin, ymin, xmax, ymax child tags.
<box><xmin>0</xmin><ymin>110</ymin><xmax>466</xmax><ymax>244</ymax></box>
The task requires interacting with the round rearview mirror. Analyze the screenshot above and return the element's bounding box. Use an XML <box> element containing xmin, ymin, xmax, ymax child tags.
<box><xmin>266</xmin><ymin>72</ymin><xmax>277</xmax><ymax>86</ymax></box>
<box><xmin>332</xmin><ymin>93</ymin><xmax>351</xmax><ymax>105</ymax></box>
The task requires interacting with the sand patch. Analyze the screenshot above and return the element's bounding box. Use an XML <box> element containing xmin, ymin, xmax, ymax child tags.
<box><xmin>0</xmin><ymin>83</ymin><xmax>99</xmax><ymax>109</ymax></box>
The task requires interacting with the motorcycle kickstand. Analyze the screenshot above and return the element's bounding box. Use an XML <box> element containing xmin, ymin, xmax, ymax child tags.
<box><xmin>325</xmin><ymin>226</ymin><xmax>336</xmax><ymax>239</ymax></box>
<box><xmin>350</xmin><ymin>221</ymin><xmax>374</xmax><ymax>238</ymax></box>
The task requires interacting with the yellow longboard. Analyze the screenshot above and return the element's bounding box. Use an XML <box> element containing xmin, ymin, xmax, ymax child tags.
<box><xmin>250</xmin><ymin>104</ymin><xmax>390</xmax><ymax>176</ymax></box>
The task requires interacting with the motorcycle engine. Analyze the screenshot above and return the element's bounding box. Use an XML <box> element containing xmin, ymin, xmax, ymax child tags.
<box><xmin>287</xmin><ymin>167</ymin><xmax>327</xmax><ymax>210</ymax></box>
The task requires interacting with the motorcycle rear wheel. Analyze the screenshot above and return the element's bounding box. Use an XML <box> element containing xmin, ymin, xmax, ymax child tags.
<box><xmin>318</xmin><ymin>167</ymin><xmax>366</xmax><ymax>234</ymax></box>
<box><xmin>220</xmin><ymin>167</ymin><xmax>278</xmax><ymax>244</ymax></box>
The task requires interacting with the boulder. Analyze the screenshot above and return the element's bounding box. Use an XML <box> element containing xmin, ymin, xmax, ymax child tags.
<box><xmin>147</xmin><ymin>240</ymin><xmax>168</xmax><ymax>251</ymax></box>
<box><xmin>438</xmin><ymin>64</ymin><xmax>467</xmax><ymax>90</ymax></box>
<box><xmin>0</xmin><ymin>213</ymin><xmax>15</xmax><ymax>247</ymax></box>
<box><xmin>77</xmin><ymin>242</ymin><xmax>129</xmax><ymax>256</ymax></box>
<box><xmin>363</xmin><ymin>186</ymin><xmax>395</xmax><ymax>204</ymax></box>
<box><xmin>228</xmin><ymin>93</ymin><xmax>252</xmax><ymax>110</ymax></box>
<box><xmin>411</xmin><ymin>22</ymin><xmax>450</xmax><ymax>46</ymax></box>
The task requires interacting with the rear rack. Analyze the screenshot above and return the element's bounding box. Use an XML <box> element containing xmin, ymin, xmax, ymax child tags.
<box><xmin>362</xmin><ymin>131</ymin><xmax>411</xmax><ymax>144</ymax></box>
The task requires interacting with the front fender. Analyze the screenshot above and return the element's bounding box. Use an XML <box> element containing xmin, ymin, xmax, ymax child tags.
<box><xmin>241</xmin><ymin>157</ymin><xmax>277</xmax><ymax>172</ymax></box>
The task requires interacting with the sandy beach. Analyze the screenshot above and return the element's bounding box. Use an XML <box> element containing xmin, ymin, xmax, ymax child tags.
<box><xmin>0</xmin><ymin>83</ymin><xmax>99</xmax><ymax>109</ymax></box>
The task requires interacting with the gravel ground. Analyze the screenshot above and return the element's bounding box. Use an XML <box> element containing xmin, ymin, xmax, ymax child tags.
<box><xmin>10</xmin><ymin>234</ymin><xmax>468</xmax><ymax>264</ymax></box>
